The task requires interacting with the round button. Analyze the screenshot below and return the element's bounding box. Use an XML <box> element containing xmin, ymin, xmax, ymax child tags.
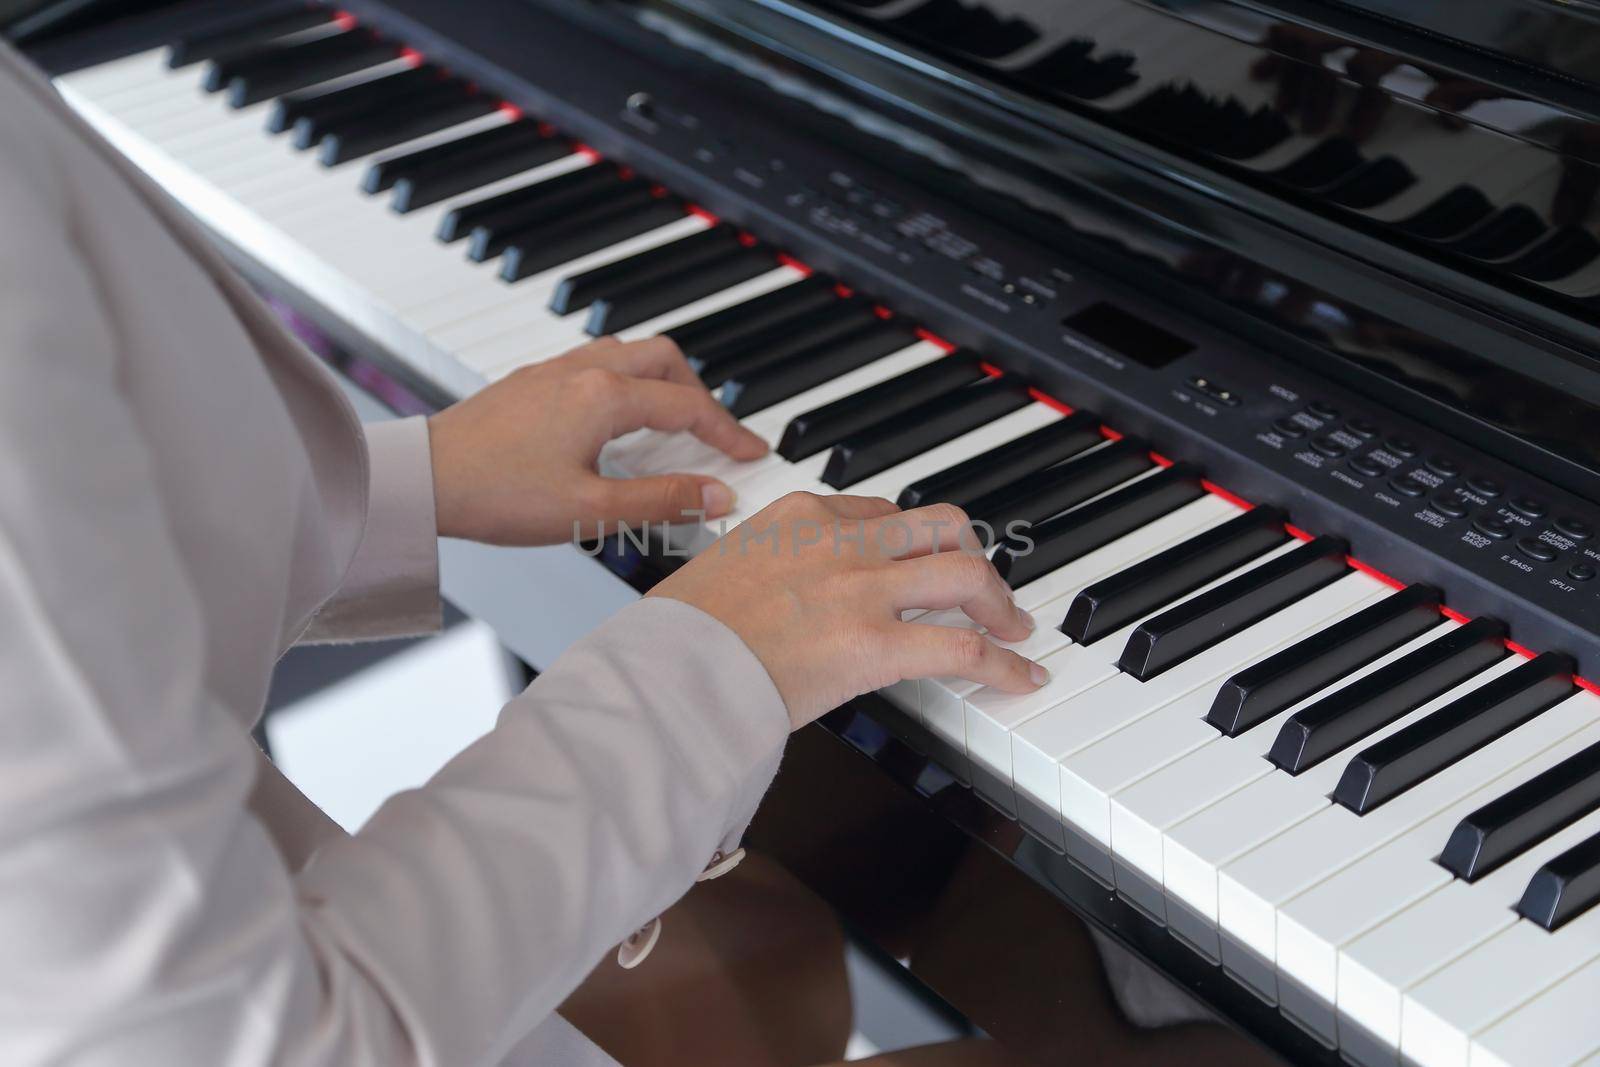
<box><xmin>1473</xmin><ymin>517</ymin><xmax>1512</xmax><ymax>540</ymax></box>
<box><xmin>1555</xmin><ymin>517</ymin><xmax>1595</xmax><ymax>542</ymax></box>
<box><xmin>1312</xmin><ymin>435</ymin><xmax>1350</xmax><ymax>458</ymax></box>
<box><xmin>1569</xmin><ymin>563</ymin><xmax>1596</xmax><ymax>582</ymax></box>
<box><xmin>1509</xmin><ymin>496</ymin><xmax>1548</xmax><ymax>519</ymax></box>
<box><xmin>1272</xmin><ymin>418</ymin><xmax>1306</xmax><ymax>438</ymax></box>
<box><xmin>1345</xmin><ymin>418</ymin><xmax>1378</xmax><ymax>438</ymax></box>
<box><xmin>1466</xmin><ymin>476</ymin><xmax>1503</xmax><ymax>498</ymax></box>
<box><xmin>1431</xmin><ymin>492</ymin><xmax>1469</xmax><ymax>518</ymax></box>
<box><xmin>1516</xmin><ymin>537</ymin><xmax>1558</xmax><ymax>563</ymax></box>
<box><xmin>1308</xmin><ymin>401</ymin><xmax>1340</xmax><ymax>419</ymax></box>
<box><xmin>1386</xmin><ymin>436</ymin><xmax>1419</xmax><ymax>457</ymax></box>
<box><xmin>1348</xmin><ymin>456</ymin><xmax>1384</xmax><ymax>478</ymax></box>
<box><xmin>1390</xmin><ymin>476</ymin><xmax>1427</xmax><ymax>498</ymax></box>
<box><xmin>1427</xmin><ymin>456</ymin><xmax>1461</xmax><ymax>478</ymax></box>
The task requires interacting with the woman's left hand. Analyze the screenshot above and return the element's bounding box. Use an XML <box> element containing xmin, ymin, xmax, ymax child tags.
<box><xmin>426</xmin><ymin>336</ymin><xmax>768</xmax><ymax>546</ymax></box>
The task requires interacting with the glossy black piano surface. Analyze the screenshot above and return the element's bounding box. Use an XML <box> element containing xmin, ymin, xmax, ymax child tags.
<box><xmin>21</xmin><ymin>1</ymin><xmax>1600</xmax><ymax>1063</ymax></box>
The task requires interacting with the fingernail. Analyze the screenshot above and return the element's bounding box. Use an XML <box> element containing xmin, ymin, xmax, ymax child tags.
<box><xmin>701</xmin><ymin>481</ymin><xmax>734</xmax><ymax>517</ymax></box>
<box><xmin>1018</xmin><ymin>607</ymin><xmax>1036</xmax><ymax>632</ymax></box>
<box><xmin>1028</xmin><ymin>660</ymin><xmax>1049</xmax><ymax>686</ymax></box>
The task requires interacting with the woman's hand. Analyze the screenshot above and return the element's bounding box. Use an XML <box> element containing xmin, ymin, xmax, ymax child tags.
<box><xmin>648</xmin><ymin>492</ymin><xmax>1049</xmax><ymax>730</ymax></box>
<box><xmin>426</xmin><ymin>336</ymin><xmax>767</xmax><ymax>545</ymax></box>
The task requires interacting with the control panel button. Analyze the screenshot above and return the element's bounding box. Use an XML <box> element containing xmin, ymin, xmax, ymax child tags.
<box><xmin>1272</xmin><ymin>418</ymin><xmax>1306</xmax><ymax>438</ymax></box>
<box><xmin>1426</xmin><ymin>456</ymin><xmax>1461</xmax><ymax>478</ymax></box>
<box><xmin>1430</xmin><ymin>492</ymin><xmax>1469</xmax><ymax>518</ymax></box>
<box><xmin>1465</xmin><ymin>475</ymin><xmax>1503</xmax><ymax>498</ymax></box>
<box><xmin>1569</xmin><ymin>562</ymin><xmax>1596</xmax><ymax>582</ymax></box>
<box><xmin>1509</xmin><ymin>496</ymin><xmax>1548</xmax><ymax>519</ymax></box>
<box><xmin>1389</xmin><ymin>476</ymin><xmax>1426</xmax><ymax>498</ymax></box>
<box><xmin>1348</xmin><ymin>456</ymin><xmax>1384</xmax><ymax>477</ymax></box>
<box><xmin>1555</xmin><ymin>517</ymin><xmax>1595</xmax><ymax>541</ymax></box>
<box><xmin>1516</xmin><ymin>537</ymin><xmax>1558</xmax><ymax>563</ymax></box>
<box><xmin>1185</xmin><ymin>376</ymin><xmax>1241</xmax><ymax>406</ymax></box>
<box><xmin>1312</xmin><ymin>435</ymin><xmax>1350</xmax><ymax>457</ymax></box>
<box><xmin>1345</xmin><ymin>418</ymin><xmax>1378</xmax><ymax>438</ymax></box>
<box><xmin>1307</xmin><ymin>400</ymin><xmax>1339</xmax><ymax>419</ymax></box>
<box><xmin>1385</xmin><ymin>436</ymin><xmax>1419</xmax><ymax>456</ymax></box>
<box><xmin>1473</xmin><ymin>517</ymin><xmax>1512</xmax><ymax>540</ymax></box>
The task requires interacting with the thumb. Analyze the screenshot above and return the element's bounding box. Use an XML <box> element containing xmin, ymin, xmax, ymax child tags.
<box><xmin>593</xmin><ymin>472</ymin><xmax>737</xmax><ymax>525</ymax></box>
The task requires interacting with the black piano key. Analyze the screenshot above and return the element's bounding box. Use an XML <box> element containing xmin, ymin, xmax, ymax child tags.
<box><xmin>1267</xmin><ymin>616</ymin><xmax>1509</xmax><ymax>775</ymax></box>
<box><xmin>364</xmin><ymin>120</ymin><xmax>549</xmax><ymax>194</ymax></box>
<box><xmin>1321</xmin><ymin>156</ymin><xmax>1417</xmax><ymax>210</ymax></box>
<box><xmin>1440</xmin><ymin>738</ymin><xmax>1600</xmax><ymax>882</ymax></box>
<box><xmin>1335</xmin><ymin>652</ymin><xmax>1576</xmax><ymax>815</ymax></box>
<box><xmin>499</xmin><ymin>196</ymin><xmax>687</xmax><ymax>283</ymax></box>
<box><xmin>586</xmin><ymin>247</ymin><xmax>777</xmax><ymax>334</ymax></box>
<box><xmin>168</xmin><ymin>8</ymin><xmax>334</xmax><ymax>68</ymax></box>
<box><xmin>821</xmin><ymin>378</ymin><xmax>1033</xmax><ymax>489</ymax></box>
<box><xmin>549</xmin><ymin>226</ymin><xmax>743</xmax><ymax>315</ymax></box>
<box><xmin>1116</xmin><ymin>535</ymin><xmax>1349</xmax><ymax>682</ymax></box>
<box><xmin>720</xmin><ymin>321</ymin><xmax>920</xmax><ymax>418</ymax></box>
<box><xmin>966</xmin><ymin>437</ymin><xmax>1152</xmax><ymax>544</ymax></box>
<box><xmin>896</xmin><ymin>411</ymin><xmax>1105</xmax><ymax>511</ymax></box>
<box><xmin>667</xmin><ymin>275</ymin><xmax>844</xmax><ymax>364</ymax></box>
<box><xmin>776</xmin><ymin>352</ymin><xmax>987</xmax><ymax>462</ymax></box>
<box><xmin>1437</xmin><ymin>204</ymin><xmax>1546</xmax><ymax>261</ymax></box>
<box><xmin>992</xmin><ymin>464</ymin><xmax>1206</xmax><ymax>591</ymax></box>
<box><xmin>896</xmin><ymin>412</ymin><xmax>1107</xmax><ymax>511</ymax></box>
<box><xmin>689</xmin><ymin>298</ymin><xmax>870</xmax><ymax>387</ymax></box>
<box><xmin>292</xmin><ymin>76</ymin><xmax>466</xmax><ymax>151</ymax></box>
<box><xmin>470</xmin><ymin>177</ymin><xmax>641</xmax><ymax>261</ymax></box>
<box><xmin>440</xmin><ymin>163</ymin><xmax>622</xmax><ymax>247</ymax></box>
<box><xmin>210</xmin><ymin>31</ymin><xmax>396</xmax><ymax>107</ymax></box>
<box><xmin>1503</xmin><ymin>226</ymin><xmax>1600</xmax><ymax>282</ymax></box>
<box><xmin>392</xmin><ymin>133</ymin><xmax>572</xmax><ymax>212</ymax></box>
<box><xmin>268</xmin><ymin>64</ymin><xmax>443</xmax><ymax>137</ymax></box>
<box><xmin>320</xmin><ymin>92</ymin><xmax>499</xmax><ymax>165</ymax></box>
<box><xmin>1206</xmin><ymin>583</ymin><xmax>1443</xmax><ymax>737</ymax></box>
<box><xmin>1517</xmin><ymin>828</ymin><xmax>1600</xmax><ymax>930</ymax></box>
<box><xmin>1392</xmin><ymin>185</ymin><xmax>1494</xmax><ymax>241</ymax></box>
<box><xmin>1272</xmin><ymin>138</ymin><xmax>1365</xmax><ymax>190</ymax></box>
<box><xmin>1064</xmin><ymin>505</ymin><xmax>1290</xmax><ymax>646</ymax></box>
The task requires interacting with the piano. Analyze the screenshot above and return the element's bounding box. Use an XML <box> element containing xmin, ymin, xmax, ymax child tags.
<box><xmin>19</xmin><ymin>0</ymin><xmax>1600</xmax><ymax>1062</ymax></box>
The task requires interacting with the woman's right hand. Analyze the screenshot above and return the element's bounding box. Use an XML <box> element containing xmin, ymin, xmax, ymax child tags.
<box><xmin>648</xmin><ymin>491</ymin><xmax>1048</xmax><ymax>731</ymax></box>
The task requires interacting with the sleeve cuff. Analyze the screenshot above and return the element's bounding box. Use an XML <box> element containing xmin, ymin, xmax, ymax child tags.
<box><xmin>302</xmin><ymin>416</ymin><xmax>442</xmax><ymax>642</ymax></box>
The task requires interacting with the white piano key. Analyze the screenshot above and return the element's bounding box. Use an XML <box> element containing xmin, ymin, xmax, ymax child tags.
<box><xmin>421</xmin><ymin>215</ymin><xmax>711</xmax><ymax>350</ymax></box>
<box><xmin>1215</xmin><ymin>656</ymin><xmax>1575</xmax><ymax>1000</ymax></box>
<box><xmin>1339</xmin><ymin>741</ymin><xmax>1600</xmax><ymax>1065</ymax></box>
<box><xmin>1060</xmin><ymin>582</ymin><xmax>1390</xmax><ymax>862</ymax></box>
<box><xmin>1107</xmin><ymin>623</ymin><xmax>1455</xmax><ymax>913</ymax></box>
<box><xmin>475</xmin><ymin>266</ymin><xmax>807</xmax><ymax>378</ymax></box>
<box><xmin>1276</xmin><ymin>713</ymin><xmax>1600</xmax><ymax>1045</ymax></box>
<box><xmin>709</xmin><ymin>398</ymin><xmax>1061</xmax><ymax>533</ymax></box>
<box><xmin>1015</xmin><ymin>571</ymin><xmax>1385</xmax><ymax>849</ymax></box>
<box><xmin>604</xmin><ymin>341</ymin><xmax>952</xmax><ymax>487</ymax></box>
<box><xmin>1470</xmin><ymin>952</ymin><xmax>1600</xmax><ymax>1067</ymax></box>
<box><xmin>52</xmin><ymin>47</ymin><xmax>171</xmax><ymax>99</ymax></box>
<box><xmin>912</xmin><ymin>604</ymin><xmax>1074</xmax><ymax>743</ymax></box>
<box><xmin>1162</xmin><ymin>652</ymin><xmax>1512</xmax><ymax>963</ymax></box>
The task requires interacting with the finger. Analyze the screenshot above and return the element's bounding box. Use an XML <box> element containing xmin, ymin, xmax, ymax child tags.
<box><xmin>865</xmin><ymin>502</ymin><xmax>984</xmax><ymax>560</ymax></box>
<box><xmin>568</xmin><ymin>335</ymin><xmax>701</xmax><ymax>387</ymax></box>
<box><xmin>885</xmin><ymin>551</ymin><xmax>1032</xmax><ymax>642</ymax></box>
<box><xmin>586</xmin><ymin>471</ymin><xmax>738</xmax><ymax>524</ymax></box>
<box><xmin>610</xmin><ymin>377</ymin><xmax>767</xmax><ymax>460</ymax></box>
<box><xmin>889</xmin><ymin>622</ymin><xmax>1046</xmax><ymax>694</ymax></box>
<box><xmin>818</xmin><ymin>494</ymin><xmax>900</xmax><ymax>521</ymax></box>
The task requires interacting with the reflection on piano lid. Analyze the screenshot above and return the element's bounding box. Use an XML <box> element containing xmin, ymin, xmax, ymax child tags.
<box><xmin>28</xmin><ymin>2</ymin><xmax>1600</xmax><ymax>1065</ymax></box>
<box><xmin>675</xmin><ymin>0</ymin><xmax>1600</xmax><ymax>497</ymax></box>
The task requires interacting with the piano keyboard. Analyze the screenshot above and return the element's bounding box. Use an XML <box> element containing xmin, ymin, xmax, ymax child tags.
<box><xmin>51</xmin><ymin>9</ymin><xmax>1600</xmax><ymax>1065</ymax></box>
